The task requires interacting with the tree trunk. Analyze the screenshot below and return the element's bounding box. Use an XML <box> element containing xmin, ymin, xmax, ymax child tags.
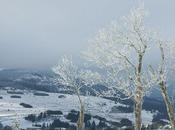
<box><xmin>77</xmin><ymin>104</ymin><xmax>84</xmax><ymax>130</ymax></box>
<box><xmin>134</xmin><ymin>54</ymin><xmax>143</xmax><ymax>130</ymax></box>
<box><xmin>160</xmin><ymin>82</ymin><xmax>175</xmax><ymax>130</ymax></box>
<box><xmin>76</xmin><ymin>91</ymin><xmax>84</xmax><ymax>130</ymax></box>
<box><xmin>134</xmin><ymin>100</ymin><xmax>142</xmax><ymax>130</ymax></box>
<box><xmin>134</xmin><ymin>85</ymin><xmax>143</xmax><ymax>130</ymax></box>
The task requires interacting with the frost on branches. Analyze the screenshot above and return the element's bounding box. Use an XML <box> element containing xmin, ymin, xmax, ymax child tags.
<box><xmin>83</xmin><ymin>4</ymin><xmax>158</xmax><ymax>130</ymax></box>
<box><xmin>83</xmin><ymin>5</ymin><xmax>155</xmax><ymax>97</ymax></box>
<box><xmin>149</xmin><ymin>40</ymin><xmax>175</xmax><ymax>130</ymax></box>
<box><xmin>52</xmin><ymin>55</ymin><xmax>101</xmax><ymax>130</ymax></box>
<box><xmin>52</xmin><ymin>55</ymin><xmax>101</xmax><ymax>95</ymax></box>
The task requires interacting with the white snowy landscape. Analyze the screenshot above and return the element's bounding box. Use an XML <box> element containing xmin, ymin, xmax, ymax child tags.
<box><xmin>0</xmin><ymin>89</ymin><xmax>154</xmax><ymax>129</ymax></box>
<box><xmin>0</xmin><ymin>1</ymin><xmax>175</xmax><ymax>130</ymax></box>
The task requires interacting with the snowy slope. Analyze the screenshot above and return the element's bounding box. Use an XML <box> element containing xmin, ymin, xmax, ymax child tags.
<box><xmin>0</xmin><ymin>90</ymin><xmax>155</xmax><ymax>129</ymax></box>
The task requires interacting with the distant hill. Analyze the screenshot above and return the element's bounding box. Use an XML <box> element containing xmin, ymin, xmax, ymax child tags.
<box><xmin>0</xmin><ymin>69</ymin><xmax>58</xmax><ymax>92</ymax></box>
<box><xmin>0</xmin><ymin>68</ymin><xmax>174</xmax><ymax>99</ymax></box>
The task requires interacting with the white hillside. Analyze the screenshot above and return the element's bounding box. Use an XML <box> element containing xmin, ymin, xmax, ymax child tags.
<box><xmin>0</xmin><ymin>90</ymin><xmax>154</xmax><ymax>129</ymax></box>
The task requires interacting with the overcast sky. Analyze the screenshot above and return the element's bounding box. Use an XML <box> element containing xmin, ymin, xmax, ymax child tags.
<box><xmin>0</xmin><ymin>0</ymin><xmax>175</xmax><ymax>69</ymax></box>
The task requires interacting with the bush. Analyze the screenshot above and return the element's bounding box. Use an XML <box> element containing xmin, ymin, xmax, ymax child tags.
<box><xmin>3</xmin><ymin>126</ymin><xmax>13</xmax><ymax>130</ymax></box>
<box><xmin>50</xmin><ymin>119</ymin><xmax>70</xmax><ymax>128</ymax></box>
<box><xmin>33</xmin><ymin>92</ymin><xmax>49</xmax><ymax>96</ymax></box>
<box><xmin>58</xmin><ymin>95</ymin><xmax>66</xmax><ymax>98</ymax></box>
<box><xmin>120</xmin><ymin>119</ymin><xmax>132</xmax><ymax>126</ymax></box>
<box><xmin>84</xmin><ymin>114</ymin><xmax>91</xmax><ymax>122</ymax></box>
<box><xmin>46</xmin><ymin>110</ymin><xmax>63</xmax><ymax>115</ymax></box>
<box><xmin>7</xmin><ymin>91</ymin><xmax>24</xmax><ymax>95</ymax></box>
<box><xmin>93</xmin><ymin>115</ymin><xmax>106</xmax><ymax>121</ymax></box>
<box><xmin>20</xmin><ymin>103</ymin><xmax>33</xmax><ymax>108</ymax></box>
<box><xmin>66</xmin><ymin>112</ymin><xmax>78</xmax><ymax>123</ymax></box>
<box><xmin>25</xmin><ymin>114</ymin><xmax>36</xmax><ymax>122</ymax></box>
<box><xmin>98</xmin><ymin>120</ymin><xmax>107</xmax><ymax>128</ymax></box>
<box><xmin>10</xmin><ymin>95</ymin><xmax>21</xmax><ymax>98</ymax></box>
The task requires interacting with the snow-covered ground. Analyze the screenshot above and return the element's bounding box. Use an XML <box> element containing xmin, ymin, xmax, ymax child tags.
<box><xmin>0</xmin><ymin>90</ymin><xmax>155</xmax><ymax>129</ymax></box>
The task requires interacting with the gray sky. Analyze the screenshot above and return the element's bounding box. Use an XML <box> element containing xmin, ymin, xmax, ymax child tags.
<box><xmin>0</xmin><ymin>0</ymin><xmax>175</xmax><ymax>69</ymax></box>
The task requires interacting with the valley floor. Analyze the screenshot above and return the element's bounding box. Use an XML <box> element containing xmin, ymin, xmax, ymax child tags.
<box><xmin>0</xmin><ymin>89</ymin><xmax>154</xmax><ymax>129</ymax></box>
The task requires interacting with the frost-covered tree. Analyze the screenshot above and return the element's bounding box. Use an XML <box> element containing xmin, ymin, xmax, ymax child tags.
<box><xmin>149</xmin><ymin>41</ymin><xmax>175</xmax><ymax>130</ymax></box>
<box><xmin>158</xmin><ymin>42</ymin><xmax>175</xmax><ymax>130</ymax></box>
<box><xmin>167</xmin><ymin>41</ymin><xmax>175</xmax><ymax>73</ymax></box>
<box><xmin>83</xmin><ymin>5</ymin><xmax>156</xmax><ymax>130</ymax></box>
<box><xmin>52</xmin><ymin>55</ymin><xmax>101</xmax><ymax>130</ymax></box>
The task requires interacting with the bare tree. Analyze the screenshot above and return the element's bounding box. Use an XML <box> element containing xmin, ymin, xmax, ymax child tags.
<box><xmin>149</xmin><ymin>41</ymin><xmax>175</xmax><ymax>130</ymax></box>
<box><xmin>159</xmin><ymin>43</ymin><xmax>175</xmax><ymax>130</ymax></box>
<box><xmin>52</xmin><ymin>55</ymin><xmax>101</xmax><ymax>130</ymax></box>
<box><xmin>83</xmin><ymin>5</ymin><xmax>156</xmax><ymax>130</ymax></box>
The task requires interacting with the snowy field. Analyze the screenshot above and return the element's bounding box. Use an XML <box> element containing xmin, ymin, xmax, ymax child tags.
<box><xmin>0</xmin><ymin>90</ymin><xmax>154</xmax><ymax>129</ymax></box>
